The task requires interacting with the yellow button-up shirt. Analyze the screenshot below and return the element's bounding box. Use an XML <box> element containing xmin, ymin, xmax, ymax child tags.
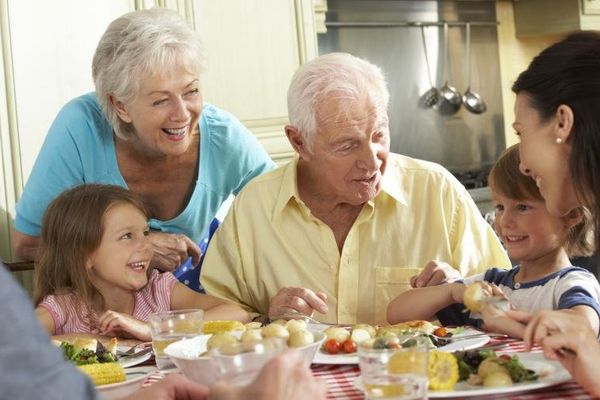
<box><xmin>201</xmin><ymin>154</ymin><xmax>510</xmax><ymax>325</ymax></box>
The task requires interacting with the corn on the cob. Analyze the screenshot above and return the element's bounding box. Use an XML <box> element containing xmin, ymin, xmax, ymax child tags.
<box><xmin>77</xmin><ymin>362</ymin><xmax>126</xmax><ymax>385</ymax></box>
<box><xmin>203</xmin><ymin>320</ymin><xmax>246</xmax><ymax>334</ymax></box>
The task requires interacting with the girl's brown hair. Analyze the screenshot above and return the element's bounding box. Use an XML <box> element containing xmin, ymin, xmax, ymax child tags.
<box><xmin>489</xmin><ymin>144</ymin><xmax>594</xmax><ymax>258</ymax></box>
<box><xmin>33</xmin><ymin>184</ymin><xmax>149</xmax><ymax>319</ymax></box>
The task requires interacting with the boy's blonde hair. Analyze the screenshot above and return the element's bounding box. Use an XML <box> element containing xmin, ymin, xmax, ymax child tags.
<box><xmin>33</xmin><ymin>184</ymin><xmax>149</xmax><ymax>322</ymax></box>
<box><xmin>489</xmin><ymin>144</ymin><xmax>594</xmax><ymax>258</ymax></box>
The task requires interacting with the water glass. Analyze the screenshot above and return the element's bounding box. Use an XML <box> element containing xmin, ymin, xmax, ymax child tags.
<box><xmin>358</xmin><ymin>335</ymin><xmax>429</xmax><ymax>400</ymax></box>
<box><xmin>148</xmin><ymin>309</ymin><xmax>204</xmax><ymax>369</ymax></box>
<box><xmin>210</xmin><ymin>337</ymin><xmax>287</xmax><ymax>387</ymax></box>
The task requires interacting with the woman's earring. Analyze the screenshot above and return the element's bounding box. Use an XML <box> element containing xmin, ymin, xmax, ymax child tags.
<box><xmin>556</xmin><ymin>137</ymin><xmax>563</xmax><ymax>144</ymax></box>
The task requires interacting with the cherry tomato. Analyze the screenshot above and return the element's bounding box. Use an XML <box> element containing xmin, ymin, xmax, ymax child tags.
<box><xmin>342</xmin><ymin>339</ymin><xmax>357</xmax><ymax>353</ymax></box>
<box><xmin>324</xmin><ymin>338</ymin><xmax>341</xmax><ymax>354</ymax></box>
<box><xmin>433</xmin><ymin>327</ymin><xmax>448</xmax><ymax>337</ymax></box>
<box><xmin>499</xmin><ymin>354</ymin><xmax>512</xmax><ymax>361</ymax></box>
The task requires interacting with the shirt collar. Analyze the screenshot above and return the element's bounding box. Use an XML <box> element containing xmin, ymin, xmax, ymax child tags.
<box><xmin>272</xmin><ymin>156</ymin><xmax>408</xmax><ymax>220</ymax></box>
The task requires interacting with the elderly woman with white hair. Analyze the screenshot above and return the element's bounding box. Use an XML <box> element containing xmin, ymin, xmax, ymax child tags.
<box><xmin>13</xmin><ymin>8</ymin><xmax>275</xmax><ymax>273</ymax></box>
<box><xmin>201</xmin><ymin>52</ymin><xmax>510</xmax><ymax>325</ymax></box>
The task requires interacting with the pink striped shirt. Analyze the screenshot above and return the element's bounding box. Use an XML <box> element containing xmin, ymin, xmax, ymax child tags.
<box><xmin>39</xmin><ymin>270</ymin><xmax>178</xmax><ymax>335</ymax></box>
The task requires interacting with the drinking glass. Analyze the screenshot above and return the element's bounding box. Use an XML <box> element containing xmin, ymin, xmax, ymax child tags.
<box><xmin>210</xmin><ymin>337</ymin><xmax>287</xmax><ymax>387</ymax></box>
<box><xmin>358</xmin><ymin>335</ymin><xmax>429</xmax><ymax>400</ymax></box>
<box><xmin>148</xmin><ymin>309</ymin><xmax>204</xmax><ymax>369</ymax></box>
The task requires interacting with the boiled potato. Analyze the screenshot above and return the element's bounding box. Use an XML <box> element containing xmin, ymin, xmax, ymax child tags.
<box><xmin>285</xmin><ymin>319</ymin><xmax>307</xmax><ymax>334</ymax></box>
<box><xmin>350</xmin><ymin>328</ymin><xmax>371</xmax><ymax>344</ymax></box>
<box><xmin>241</xmin><ymin>329</ymin><xmax>263</xmax><ymax>343</ymax></box>
<box><xmin>288</xmin><ymin>329</ymin><xmax>314</xmax><ymax>348</ymax></box>
<box><xmin>463</xmin><ymin>282</ymin><xmax>487</xmax><ymax>313</ymax></box>
<box><xmin>477</xmin><ymin>358</ymin><xmax>509</xmax><ymax>380</ymax></box>
<box><xmin>353</xmin><ymin>324</ymin><xmax>377</xmax><ymax>338</ymax></box>
<box><xmin>207</xmin><ymin>332</ymin><xmax>239</xmax><ymax>351</ymax></box>
<box><xmin>324</xmin><ymin>327</ymin><xmax>350</xmax><ymax>342</ymax></box>
<box><xmin>245</xmin><ymin>321</ymin><xmax>262</xmax><ymax>330</ymax></box>
<box><xmin>262</xmin><ymin>323</ymin><xmax>290</xmax><ymax>339</ymax></box>
<box><xmin>483</xmin><ymin>371</ymin><xmax>513</xmax><ymax>387</ymax></box>
<box><xmin>270</xmin><ymin>319</ymin><xmax>287</xmax><ymax>326</ymax></box>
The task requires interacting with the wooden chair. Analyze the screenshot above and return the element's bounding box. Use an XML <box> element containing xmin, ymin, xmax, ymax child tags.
<box><xmin>4</xmin><ymin>260</ymin><xmax>35</xmax><ymax>272</ymax></box>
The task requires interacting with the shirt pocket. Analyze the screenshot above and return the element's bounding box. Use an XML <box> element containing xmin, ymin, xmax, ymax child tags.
<box><xmin>374</xmin><ymin>267</ymin><xmax>421</xmax><ymax>325</ymax></box>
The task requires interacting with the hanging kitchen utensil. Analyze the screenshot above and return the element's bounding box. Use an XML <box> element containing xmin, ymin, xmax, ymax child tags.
<box><xmin>462</xmin><ymin>22</ymin><xmax>487</xmax><ymax>114</ymax></box>
<box><xmin>438</xmin><ymin>22</ymin><xmax>462</xmax><ymax>116</ymax></box>
<box><xmin>418</xmin><ymin>25</ymin><xmax>439</xmax><ymax>108</ymax></box>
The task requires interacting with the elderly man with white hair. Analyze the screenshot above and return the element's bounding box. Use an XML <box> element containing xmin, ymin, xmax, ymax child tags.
<box><xmin>200</xmin><ymin>53</ymin><xmax>510</xmax><ymax>325</ymax></box>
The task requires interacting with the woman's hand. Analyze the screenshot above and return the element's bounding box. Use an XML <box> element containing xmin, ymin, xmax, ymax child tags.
<box><xmin>507</xmin><ymin>309</ymin><xmax>600</xmax><ymax>397</ymax></box>
<box><xmin>209</xmin><ymin>351</ymin><xmax>326</xmax><ymax>400</ymax></box>
<box><xmin>94</xmin><ymin>310</ymin><xmax>151</xmax><ymax>341</ymax></box>
<box><xmin>148</xmin><ymin>231</ymin><xmax>202</xmax><ymax>272</ymax></box>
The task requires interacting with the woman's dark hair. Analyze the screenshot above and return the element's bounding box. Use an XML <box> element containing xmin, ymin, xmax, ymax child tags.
<box><xmin>512</xmin><ymin>31</ymin><xmax>600</xmax><ymax>249</ymax></box>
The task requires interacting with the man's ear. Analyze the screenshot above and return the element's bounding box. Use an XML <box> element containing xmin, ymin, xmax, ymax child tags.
<box><xmin>109</xmin><ymin>95</ymin><xmax>133</xmax><ymax>123</ymax></box>
<box><xmin>285</xmin><ymin>125</ymin><xmax>311</xmax><ymax>159</ymax></box>
<box><xmin>555</xmin><ymin>104</ymin><xmax>574</xmax><ymax>143</ymax></box>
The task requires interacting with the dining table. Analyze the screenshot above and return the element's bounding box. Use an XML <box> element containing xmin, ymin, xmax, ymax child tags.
<box><xmin>138</xmin><ymin>336</ymin><xmax>594</xmax><ymax>399</ymax></box>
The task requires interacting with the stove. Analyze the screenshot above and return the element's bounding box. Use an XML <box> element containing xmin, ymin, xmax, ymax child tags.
<box><xmin>451</xmin><ymin>169</ymin><xmax>490</xmax><ymax>190</ymax></box>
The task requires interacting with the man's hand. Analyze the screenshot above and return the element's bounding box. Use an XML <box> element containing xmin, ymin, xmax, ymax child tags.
<box><xmin>148</xmin><ymin>231</ymin><xmax>202</xmax><ymax>272</ymax></box>
<box><xmin>410</xmin><ymin>260</ymin><xmax>462</xmax><ymax>288</ymax></box>
<box><xmin>268</xmin><ymin>287</ymin><xmax>328</xmax><ymax>319</ymax></box>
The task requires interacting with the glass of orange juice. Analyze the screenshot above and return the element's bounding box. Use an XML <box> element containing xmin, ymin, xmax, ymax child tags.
<box><xmin>148</xmin><ymin>309</ymin><xmax>204</xmax><ymax>369</ymax></box>
<box><xmin>358</xmin><ymin>335</ymin><xmax>429</xmax><ymax>399</ymax></box>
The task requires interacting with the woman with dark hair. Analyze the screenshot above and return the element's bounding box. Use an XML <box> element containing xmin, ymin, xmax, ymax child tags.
<box><xmin>505</xmin><ymin>31</ymin><xmax>600</xmax><ymax>396</ymax></box>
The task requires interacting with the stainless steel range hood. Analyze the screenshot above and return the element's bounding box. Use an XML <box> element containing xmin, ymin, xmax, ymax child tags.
<box><xmin>318</xmin><ymin>0</ymin><xmax>505</xmax><ymax>189</ymax></box>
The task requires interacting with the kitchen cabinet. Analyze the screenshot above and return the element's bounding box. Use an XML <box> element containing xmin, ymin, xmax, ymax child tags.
<box><xmin>0</xmin><ymin>0</ymin><xmax>318</xmax><ymax>269</ymax></box>
<box><xmin>514</xmin><ymin>0</ymin><xmax>600</xmax><ymax>37</ymax></box>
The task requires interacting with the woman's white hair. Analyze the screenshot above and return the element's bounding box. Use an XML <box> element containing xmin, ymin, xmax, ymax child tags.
<box><xmin>287</xmin><ymin>52</ymin><xmax>389</xmax><ymax>151</ymax></box>
<box><xmin>92</xmin><ymin>8</ymin><xmax>205</xmax><ymax>140</ymax></box>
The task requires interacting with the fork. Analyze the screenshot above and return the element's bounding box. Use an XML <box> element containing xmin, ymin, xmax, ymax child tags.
<box><xmin>116</xmin><ymin>342</ymin><xmax>151</xmax><ymax>357</ymax></box>
<box><xmin>430</xmin><ymin>332</ymin><xmax>508</xmax><ymax>345</ymax></box>
<box><xmin>271</xmin><ymin>310</ymin><xmax>338</xmax><ymax>326</ymax></box>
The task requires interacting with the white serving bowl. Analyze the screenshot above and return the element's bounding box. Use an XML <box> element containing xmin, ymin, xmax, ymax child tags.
<box><xmin>164</xmin><ymin>330</ymin><xmax>325</xmax><ymax>386</ymax></box>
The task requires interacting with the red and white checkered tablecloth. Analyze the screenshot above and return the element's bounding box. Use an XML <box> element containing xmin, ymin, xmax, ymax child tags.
<box><xmin>141</xmin><ymin>338</ymin><xmax>594</xmax><ymax>399</ymax></box>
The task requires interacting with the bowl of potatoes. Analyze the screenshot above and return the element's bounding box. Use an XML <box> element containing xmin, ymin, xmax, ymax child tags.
<box><xmin>164</xmin><ymin>319</ymin><xmax>325</xmax><ymax>386</ymax></box>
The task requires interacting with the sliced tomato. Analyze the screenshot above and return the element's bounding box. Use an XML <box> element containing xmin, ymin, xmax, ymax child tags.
<box><xmin>324</xmin><ymin>338</ymin><xmax>341</xmax><ymax>354</ymax></box>
<box><xmin>433</xmin><ymin>326</ymin><xmax>448</xmax><ymax>337</ymax></box>
<box><xmin>342</xmin><ymin>339</ymin><xmax>357</xmax><ymax>353</ymax></box>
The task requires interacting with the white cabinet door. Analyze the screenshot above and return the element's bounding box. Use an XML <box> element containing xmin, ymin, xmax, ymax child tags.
<box><xmin>0</xmin><ymin>0</ymin><xmax>134</xmax><ymax>261</ymax></box>
<box><xmin>191</xmin><ymin>0</ymin><xmax>318</xmax><ymax>163</ymax></box>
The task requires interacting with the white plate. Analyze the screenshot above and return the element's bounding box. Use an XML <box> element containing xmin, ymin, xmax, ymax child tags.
<box><xmin>354</xmin><ymin>352</ymin><xmax>572</xmax><ymax>398</ymax></box>
<box><xmin>312</xmin><ymin>328</ymin><xmax>490</xmax><ymax>365</ymax></box>
<box><xmin>117</xmin><ymin>345</ymin><xmax>152</xmax><ymax>369</ymax></box>
<box><xmin>96</xmin><ymin>365</ymin><xmax>155</xmax><ymax>399</ymax></box>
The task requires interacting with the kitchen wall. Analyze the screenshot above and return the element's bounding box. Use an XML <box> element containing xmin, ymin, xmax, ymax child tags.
<box><xmin>495</xmin><ymin>0</ymin><xmax>566</xmax><ymax>147</ymax></box>
<box><xmin>319</xmin><ymin>0</ymin><xmax>505</xmax><ymax>185</ymax></box>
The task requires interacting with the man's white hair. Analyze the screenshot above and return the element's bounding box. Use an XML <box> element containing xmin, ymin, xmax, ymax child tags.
<box><xmin>287</xmin><ymin>52</ymin><xmax>389</xmax><ymax>151</ymax></box>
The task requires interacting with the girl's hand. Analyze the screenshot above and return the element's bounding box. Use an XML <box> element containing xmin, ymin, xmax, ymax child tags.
<box><xmin>95</xmin><ymin>310</ymin><xmax>151</xmax><ymax>341</ymax></box>
<box><xmin>148</xmin><ymin>231</ymin><xmax>202</xmax><ymax>272</ymax></box>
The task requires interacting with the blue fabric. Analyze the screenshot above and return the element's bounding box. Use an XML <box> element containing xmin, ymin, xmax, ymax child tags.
<box><xmin>0</xmin><ymin>264</ymin><xmax>98</xmax><ymax>399</ymax></box>
<box><xmin>174</xmin><ymin>218</ymin><xmax>221</xmax><ymax>293</ymax></box>
<box><xmin>15</xmin><ymin>92</ymin><xmax>276</xmax><ymax>243</ymax></box>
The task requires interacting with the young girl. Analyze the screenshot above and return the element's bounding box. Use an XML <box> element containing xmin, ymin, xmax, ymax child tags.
<box><xmin>387</xmin><ymin>145</ymin><xmax>600</xmax><ymax>338</ymax></box>
<box><xmin>34</xmin><ymin>184</ymin><xmax>250</xmax><ymax>341</ymax></box>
